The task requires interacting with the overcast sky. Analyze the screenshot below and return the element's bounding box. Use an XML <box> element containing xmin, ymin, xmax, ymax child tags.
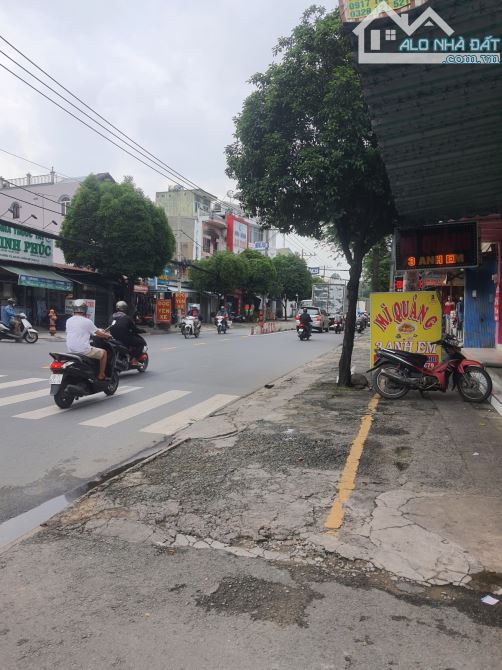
<box><xmin>0</xmin><ymin>0</ymin><xmax>346</xmax><ymax>274</ymax></box>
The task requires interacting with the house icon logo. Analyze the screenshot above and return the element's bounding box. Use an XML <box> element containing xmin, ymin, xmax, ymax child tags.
<box><xmin>353</xmin><ymin>1</ymin><xmax>501</xmax><ymax>65</ymax></box>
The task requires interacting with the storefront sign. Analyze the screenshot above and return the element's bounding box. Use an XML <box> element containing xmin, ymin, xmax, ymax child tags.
<box><xmin>134</xmin><ymin>284</ymin><xmax>148</xmax><ymax>294</ymax></box>
<box><xmin>17</xmin><ymin>272</ymin><xmax>73</xmax><ymax>292</ymax></box>
<box><xmin>155</xmin><ymin>298</ymin><xmax>171</xmax><ymax>323</ymax></box>
<box><xmin>65</xmin><ymin>298</ymin><xmax>96</xmax><ymax>322</ymax></box>
<box><xmin>370</xmin><ymin>291</ymin><xmax>442</xmax><ymax>369</ymax></box>
<box><xmin>396</xmin><ymin>222</ymin><xmax>479</xmax><ymax>271</ymax></box>
<box><xmin>339</xmin><ymin>0</ymin><xmax>427</xmax><ymax>22</ymax></box>
<box><xmin>0</xmin><ymin>222</ymin><xmax>54</xmax><ymax>265</ymax></box>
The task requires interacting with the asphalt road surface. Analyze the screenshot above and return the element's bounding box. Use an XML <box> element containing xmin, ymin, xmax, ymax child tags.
<box><xmin>0</xmin><ymin>326</ymin><xmax>341</xmax><ymax>524</ymax></box>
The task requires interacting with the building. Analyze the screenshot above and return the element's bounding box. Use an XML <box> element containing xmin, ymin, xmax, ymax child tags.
<box><xmin>0</xmin><ymin>171</ymin><xmax>117</xmax><ymax>327</ymax></box>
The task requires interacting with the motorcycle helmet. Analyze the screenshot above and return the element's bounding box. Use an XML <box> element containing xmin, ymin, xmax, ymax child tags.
<box><xmin>73</xmin><ymin>299</ymin><xmax>88</xmax><ymax>315</ymax></box>
<box><xmin>7</xmin><ymin>298</ymin><xmax>15</xmax><ymax>305</ymax></box>
<box><xmin>116</xmin><ymin>301</ymin><xmax>128</xmax><ymax>312</ymax></box>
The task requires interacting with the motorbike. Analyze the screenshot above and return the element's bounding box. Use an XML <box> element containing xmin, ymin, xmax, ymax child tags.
<box><xmin>181</xmin><ymin>315</ymin><xmax>200</xmax><ymax>339</ymax></box>
<box><xmin>48</xmin><ymin>335</ymin><xmax>121</xmax><ymax>409</ymax></box>
<box><xmin>110</xmin><ymin>321</ymin><xmax>149</xmax><ymax>373</ymax></box>
<box><xmin>297</xmin><ymin>323</ymin><xmax>311</xmax><ymax>341</ymax></box>
<box><xmin>368</xmin><ymin>334</ymin><xmax>493</xmax><ymax>403</ymax></box>
<box><xmin>331</xmin><ymin>315</ymin><xmax>344</xmax><ymax>334</ymax></box>
<box><xmin>215</xmin><ymin>315</ymin><xmax>227</xmax><ymax>334</ymax></box>
<box><xmin>0</xmin><ymin>313</ymin><xmax>38</xmax><ymax>343</ymax></box>
<box><xmin>356</xmin><ymin>315</ymin><xmax>366</xmax><ymax>333</ymax></box>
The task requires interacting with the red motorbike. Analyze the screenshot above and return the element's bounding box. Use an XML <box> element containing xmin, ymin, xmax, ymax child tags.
<box><xmin>369</xmin><ymin>335</ymin><xmax>492</xmax><ymax>403</ymax></box>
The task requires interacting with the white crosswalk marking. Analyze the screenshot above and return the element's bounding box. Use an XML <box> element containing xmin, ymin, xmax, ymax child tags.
<box><xmin>13</xmin><ymin>386</ymin><xmax>143</xmax><ymax>420</ymax></box>
<box><xmin>80</xmin><ymin>389</ymin><xmax>191</xmax><ymax>428</ymax></box>
<box><xmin>0</xmin><ymin>388</ymin><xmax>48</xmax><ymax>407</ymax></box>
<box><xmin>141</xmin><ymin>394</ymin><xmax>238</xmax><ymax>436</ymax></box>
<box><xmin>0</xmin><ymin>377</ymin><xmax>45</xmax><ymax>391</ymax></box>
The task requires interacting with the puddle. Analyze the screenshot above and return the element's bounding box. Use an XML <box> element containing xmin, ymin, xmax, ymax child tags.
<box><xmin>0</xmin><ymin>442</ymin><xmax>170</xmax><ymax>550</ymax></box>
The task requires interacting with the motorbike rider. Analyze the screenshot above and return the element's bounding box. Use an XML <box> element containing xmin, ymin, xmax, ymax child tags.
<box><xmin>66</xmin><ymin>299</ymin><xmax>111</xmax><ymax>380</ymax></box>
<box><xmin>299</xmin><ymin>307</ymin><xmax>313</xmax><ymax>335</ymax></box>
<box><xmin>216</xmin><ymin>305</ymin><xmax>228</xmax><ymax>329</ymax></box>
<box><xmin>110</xmin><ymin>301</ymin><xmax>145</xmax><ymax>364</ymax></box>
<box><xmin>1</xmin><ymin>298</ymin><xmax>20</xmax><ymax>335</ymax></box>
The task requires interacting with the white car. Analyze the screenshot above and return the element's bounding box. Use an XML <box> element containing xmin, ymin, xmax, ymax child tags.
<box><xmin>296</xmin><ymin>307</ymin><xmax>330</xmax><ymax>332</ymax></box>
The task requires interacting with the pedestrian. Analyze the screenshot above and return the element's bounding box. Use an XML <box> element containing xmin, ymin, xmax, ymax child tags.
<box><xmin>443</xmin><ymin>295</ymin><xmax>455</xmax><ymax>335</ymax></box>
<box><xmin>455</xmin><ymin>296</ymin><xmax>464</xmax><ymax>338</ymax></box>
<box><xmin>48</xmin><ymin>307</ymin><xmax>58</xmax><ymax>336</ymax></box>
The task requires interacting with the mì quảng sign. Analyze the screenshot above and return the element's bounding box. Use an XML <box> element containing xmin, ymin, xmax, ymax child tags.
<box><xmin>370</xmin><ymin>292</ymin><xmax>442</xmax><ymax>369</ymax></box>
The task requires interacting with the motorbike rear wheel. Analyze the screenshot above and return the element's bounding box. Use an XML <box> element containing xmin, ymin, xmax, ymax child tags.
<box><xmin>104</xmin><ymin>372</ymin><xmax>119</xmax><ymax>396</ymax></box>
<box><xmin>374</xmin><ymin>364</ymin><xmax>409</xmax><ymax>399</ymax></box>
<box><xmin>137</xmin><ymin>354</ymin><xmax>149</xmax><ymax>373</ymax></box>
<box><xmin>457</xmin><ymin>367</ymin><xmax>492</xmax><ymax>403</ymax></box>
<box><xmin>54</xmin><ymin>385</ymin><xmax>74</xmax><ymax>409</ymax></box>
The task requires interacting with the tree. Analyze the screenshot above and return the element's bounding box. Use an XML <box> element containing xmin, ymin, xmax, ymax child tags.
<box><xmin>189</xmin><ymin>251</ymin><xmax>247</xmax><ymax>297</ymax></box>
<box><xmin>360</xmin><ymin>237</ymin><xmax>391</xmax><ymax>297</ymax></box>
<box><xmin>59</xmin><ymin>175</ymin><xmax>175</xmax><ymax>304</ymax></box>
<box><xmin>226</xmin><ymin>7</ymin><xmax>396</xmax><ymax>385</ymax></box>
<box><xmin>272</xmin><ymin>254</ymin><xmax>312</xmax><ymax>319</ymax></box>
<box><xmin>239</xmin><ymin>249</ymin><xmax>276</xmax><ymax>302</ymax></box>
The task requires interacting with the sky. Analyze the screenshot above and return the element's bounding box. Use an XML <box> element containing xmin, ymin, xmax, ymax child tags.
<box><xmin>0</xmin><ymin>0</ymin><xmax>346</xmax><ymax>276</ymax></box>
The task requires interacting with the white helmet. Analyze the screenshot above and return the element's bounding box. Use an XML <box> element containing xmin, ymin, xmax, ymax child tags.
<box><xmin>116</xmin><ymin>301</ymin><xmax>128</xmax><ymax>312</ymax></box>
<box><xmin>73</xmin><ymin>299</ymin><xmax>88</xmax><ymax>315</ymax></box>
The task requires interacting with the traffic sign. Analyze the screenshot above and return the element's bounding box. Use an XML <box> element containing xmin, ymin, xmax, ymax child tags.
<box><xmin>309</xmin><ymin>267</ymin><xmax>320</xmax><ymax>276</ymax></box>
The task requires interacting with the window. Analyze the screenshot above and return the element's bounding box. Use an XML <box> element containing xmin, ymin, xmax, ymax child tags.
<box><xmin>385</xmin><ymin>29</ymin><xmax>397</xmax><ymax>41</ymax></box>
<box><xmin>60</xmin><ymin>196</ymin><xmax>70</xmax><ymax>216</ymax></box>
<box><xmin>11</xmin><ymin>202</ymin><xmax>20</xmax><ymax>219</ymax></box>
<box><xmin>203</xmin><ymin>237</ymin><xmax>211</xmax><ymax>253</ymax></box>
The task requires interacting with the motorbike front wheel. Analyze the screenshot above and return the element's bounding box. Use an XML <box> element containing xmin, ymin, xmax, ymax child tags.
<box><xmin>373</xmin><ymin>364</ymin><xmax>409</xmax><ymax>399</ymax></box>
<box><xmin>182</xmin><ymin>327</ymin><xmax>189</xmax><ymax>339</ymax></box>
<box><xmin>138</xmin><ymin>354</ymin><xmax>149</xmax><ymax>373</ymax></box>
<box><xmin>24</xmin><ymin>331</ymin><xmax>38</xmax><ymax>344</ymax></box>
<box><xmin>457</xmin><ymin>367</ymin><xmax>492</xmax><ymax>403</ymax></box>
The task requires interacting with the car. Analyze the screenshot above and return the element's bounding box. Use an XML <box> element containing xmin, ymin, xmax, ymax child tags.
<box><xmin>296</xmin><ymin>307</ymin><xmax>330</xmax><ymax>332</ymax></box>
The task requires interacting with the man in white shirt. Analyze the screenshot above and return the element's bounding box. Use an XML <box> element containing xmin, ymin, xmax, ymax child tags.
<box><xmin>66</xmin><ymin>300</ymin><xmax>111</xmax><ymax>380</ymax></box>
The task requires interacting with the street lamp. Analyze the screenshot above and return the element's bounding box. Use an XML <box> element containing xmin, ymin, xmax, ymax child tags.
<box><xmin>0</xmin><ymin>204</ymin><xmax>15</xmax><ymax>218</ymax></box>
<box><xmin>20</xmin><ymin>214</ymin><xmax>37</xmax><ymax>225</ymax></box>
<box><xmin>42</xmin><ymin>220</ymin><xmax>58</xmax><ymax>230</ymax></box>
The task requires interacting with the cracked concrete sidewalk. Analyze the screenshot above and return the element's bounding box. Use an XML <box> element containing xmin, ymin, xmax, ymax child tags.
<box><xmin>9</xmin><ymin>334</ymin><xmax>500</xmax><ymax>592</ymax></box>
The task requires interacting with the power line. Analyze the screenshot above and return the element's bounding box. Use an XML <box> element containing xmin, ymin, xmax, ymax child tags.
<box><xmin>0</xmin><ymin>36</ymin><xmax>233</xmax><ymax>212</ymax></box>
<box><xmin>0</xmin><ymin>176</ymin><xmax>67</xmax><ymax>207</ymax></box>
<box><xmin>0</xmin><ymin>147</ymin><xmax>70</xmax><ymax>178</ymax></box>
<box><xmin>0</xmin><ymin>189</ymin><xmax>62</xmax><ymax>217</ymax></box>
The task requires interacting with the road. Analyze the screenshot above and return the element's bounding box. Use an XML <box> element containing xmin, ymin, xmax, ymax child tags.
<box><xmin>0</xmin><ymin>325</ymin><xmax>341</xmax><ymax>525</ymax></box>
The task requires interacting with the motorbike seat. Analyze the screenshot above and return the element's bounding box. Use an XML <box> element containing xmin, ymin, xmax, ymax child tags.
<box><xmin>381</xmin><ymin>349</ymin><xmax>428</xmax><ymax>368</ymax></box>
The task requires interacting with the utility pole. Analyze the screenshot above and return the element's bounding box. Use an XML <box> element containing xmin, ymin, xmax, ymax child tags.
<box><xmin>177</xmin><ymin>218</ymin><xmax>182</xmax><ymax>325</ymax></box>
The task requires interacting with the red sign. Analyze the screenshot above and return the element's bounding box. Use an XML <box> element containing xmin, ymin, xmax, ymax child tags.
<box><xmin>394</xmin><ymin>277</ymin><xmax>404</xmax><ymax>292</ymax></box>
<box><xmin>155</xmin><ymin>299</ymin><xmax>171</xmax><ymax>323</ymax></box>
<box><xmin>134</xmin><ymin>284</ymin><xmax>149</xmax><ymax>294</ymax></box>
<box><xmin>175</xmin><ymin>292</ymin><xmax>186</xmax><ymax>310</ymax></box>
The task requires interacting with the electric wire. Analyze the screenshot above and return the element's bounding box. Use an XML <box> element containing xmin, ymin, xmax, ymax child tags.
<box><xmin>0</xmin><ymin>189</ymin><xmax>63</xmax><ymax>217</ymax></box>
<box><xmin>0</xmin><ymin>148</ymin><xmax>70</xmax><ymax>179</ymax></box>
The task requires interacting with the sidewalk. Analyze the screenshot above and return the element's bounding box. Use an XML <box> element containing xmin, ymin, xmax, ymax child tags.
<box><xmin>1</xmin><ymin>335</ymin><xmax>501</xmax><ymax>668</ymax></box>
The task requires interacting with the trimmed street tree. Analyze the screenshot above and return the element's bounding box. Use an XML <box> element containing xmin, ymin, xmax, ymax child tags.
<box><xmin>239</xmin><ymin>249</ymin><xmax>276</xmax><ymax>305</ymax></box>
<box><xmin>360</xmin><ymin>237</ymin><xmax>392</xmax><ymax>297</ymax></box>
<box><xmin>226</xmin><ymin>7</ymin><xmax>396</xmax><ymax>385</ymax></box>
<box><xmin>59</xmin><ymin>175</ymin><xmax>175</xmax><ymax>304</ymax></box>
<box><xmin>272</xmin><ymin>254</ymin><xmax>313</xmax><ymax>319</ymax></box>
<box><xmin>189</xmin><ymin>251</ymin><xmax>247</xmax><ymax>298</ymax></box>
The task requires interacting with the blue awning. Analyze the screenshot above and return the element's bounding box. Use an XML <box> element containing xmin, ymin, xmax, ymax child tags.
<box><xmin>1</xmin><ymin>265</ymin><xmax>74</xmax><ymax>292</ymax></box>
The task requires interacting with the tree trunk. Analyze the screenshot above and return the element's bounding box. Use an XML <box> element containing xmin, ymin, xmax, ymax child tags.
<box><xmin>337</xmin><ymin>251</ymin><xmax>363</xmax><ymax>387</ymax></box>
<box><xmin>283</xmin><ymin>296</ymin><xmax>288</xmax><ymax>321</ymax></box>
<box><xmin>371</xmin><ymin>242</ymin><xmax>381</xmax><ymax>293</ymax></box>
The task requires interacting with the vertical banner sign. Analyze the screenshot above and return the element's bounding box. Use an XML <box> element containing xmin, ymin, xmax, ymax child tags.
<box><xmin>155</xmin><ymin>298</ymin><xmax>171</xmax><ymax>323</ymax></box>
<box><xmin>175</xmin><ymin>291</ymin><xmax>186</xmax><ymax>317</ymax></box>
<box><xmin>370</xmin><ymin>292</ymin><xmax>442</xmax><ymax>369</ymax></box>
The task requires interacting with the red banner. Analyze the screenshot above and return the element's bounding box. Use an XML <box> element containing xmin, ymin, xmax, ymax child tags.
<box><xmin>155</xmin><ymin>299</ymin><xmax>171</xmax><ymax>323</ymax></box>
<box><xmin>175</xmin><ymin>292</ymin><xmax>186</xmax><ymax>310</ymax></box>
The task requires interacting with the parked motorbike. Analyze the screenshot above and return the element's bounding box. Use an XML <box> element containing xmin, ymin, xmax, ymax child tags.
<box><xmin>368</xmin><ymin>334</ymin><xmax>493</xmax><ymax>403</ymax></box>
<box><xmin>216</xmin><ymin>315</ymin><xmax>227</xmax><ymax>335</ymax></box>
<box><xmin>297</xmin><ymin>324</ymin><xmax>311</xmax><ymax>341</ymax></box>
<box><xmin>48</xmin><ymin>336</ymin><xmax>121</xmax><ymax>409</ymax></box>
<box><xmin>0</xmin><ymin>313</ymin><xmax>38</xmax><ymax>343</ymax></box>
<box><xmin>181</xmin><ymin>315</ymin><xmax>200</xmax><ymax>339</ymax></box>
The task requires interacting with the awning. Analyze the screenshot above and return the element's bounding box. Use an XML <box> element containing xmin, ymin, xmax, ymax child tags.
<box><xmin>1</xmin><ymin>265</ymin><xmax>74</xmax><ymax>292</ymax></box>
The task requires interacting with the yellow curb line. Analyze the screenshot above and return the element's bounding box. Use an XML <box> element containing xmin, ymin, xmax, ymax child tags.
<box><xmin>324</xmin><ymin>394</ymin><xmax>380</xmax><ymax>533</ymax></box>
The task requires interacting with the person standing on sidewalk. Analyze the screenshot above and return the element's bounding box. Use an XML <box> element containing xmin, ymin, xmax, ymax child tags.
<box><xmin>48</xmin><ymin>307</ymin><xmax>58</xmax><ymax>336</ymax></box>
<box><xmin>443</xmin><ymin>295</ymin><xmax>455</xmax><ymax>335</ymax></box>
<box><xmin>455</xmin><ymin>296</ymin><xmax>464</xmax><ymax>339</ymax></box>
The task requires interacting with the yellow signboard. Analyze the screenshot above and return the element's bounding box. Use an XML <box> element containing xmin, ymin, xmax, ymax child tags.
<box><xmin>370</xmin><ymin>292</ymin><xmax>442</xmax><ymax>369</ymax></box>
<box><xmin>339</xmin><ymin>0</ymin><xmax>428</xmax><ymax>23</ymax></box>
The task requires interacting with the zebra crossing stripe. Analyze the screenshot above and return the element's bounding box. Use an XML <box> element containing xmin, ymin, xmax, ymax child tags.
<box><xmin>141</xmin><ymin>394</ymin><xmax>238</xmax><ymax>436</ymax></box>
<box><xmin>0</xmin><ymin>377</ymin><xmax>45</xmax><ymax>391</ymax></box>
<box><xmin>80</xmin><ymin>389</ymin><xmax>191</xmax><ymax>428</ymax></box>
<box><xmin>13</xmin><ymin>386</ymin><xmax>143</xmax><ymax>420</ymax></box>
<box><xmin>0</xmin><ymin>389</ymin><xmax>48</xmax><ymax>407</ymax></box>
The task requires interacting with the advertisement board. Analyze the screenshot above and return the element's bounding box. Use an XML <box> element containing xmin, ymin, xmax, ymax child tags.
<box><xmin>65</xmin><ymin>298</ymin><xmax>96</xmax><ymax>322</ymax></box>
<box><xmin>339</xmin><ymin>0</ymin><xmax>428</xmax><ymax>22</ymax></box>
<box><xmin>0</xmin><ymin>221</ymin><xmax>54</xmax><ymax>265</ymax></box>
<box><xmin>233</xmin><ymin>221</ymin><xmax>248</xmax><ymax>254</ymax></box>
<box><xmin>155</xmin><ymin>298</ymin><xmax>171</xmax><ymax>323</ymax></box>
<box><xmin>370</xmin><ymin>292</ymin><xmax>441</xmax><ymax>369</ymax></box>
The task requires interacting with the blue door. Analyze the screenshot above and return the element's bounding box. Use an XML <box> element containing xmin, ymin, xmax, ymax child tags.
<box><xmin>464</xmin><ymin>257</ymin><xmax>497</xmax><ymax>348</ymax></box>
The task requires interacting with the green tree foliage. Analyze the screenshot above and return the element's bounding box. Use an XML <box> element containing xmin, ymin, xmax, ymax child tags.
<box><xmin>360</xmin><ymin>237</ymin><xmax>391</xmax><ymax>297</ymax></box>
<box><xmin>226</xmin><ymin>7</ymin><xmax>396</xmax><ymax>385</ymax></box>
<box><xmin>239</xmin><ymin>249</ymin><xmax>276</xmax><ymax>300</ymax></box>
<box><xmin>272</xmin><ymin>254</ymin><xmax>313</xmax><ymax>319</ymax></box>
<box><xmin>189</xmin><ymin>251</ymin><xmax>247</xmax><ymax>296</ymax></box>
<box><xmin>59</xmin><ymin>175</ymin><xmax>175</xmax><ymax>301</ymax></box>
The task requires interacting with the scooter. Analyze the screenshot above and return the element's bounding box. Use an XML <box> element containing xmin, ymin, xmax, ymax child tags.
<box><xmin>48</xmin><ymin>335</ymin><xmax>121</xmax><ymax>409</ymax></box>
<box><xmin>110</xmin><ymin>320</ymin><xmax>149</xmax><ymax>373</ymax></box>
<box><xmin>216</xmin><ymin>315</ymin><xmax>227</xmax><ymax>334</ymax></box>
<box><xmin>0</xmin><ymin>313</ymin><xmax>38</xmax><ymax>343</ymax></box>
<box><xmin>297</xmin><ymin>324</ymin><xmax>311</xmax><ymax>341</ymax></box>
<box><xmin>368</xmin><ymin>334</ymin><xmax>493</xmax><ymax>403</ymax></box>
<box><xmin>181</xmin><ymin>315</ymin><xmax>200</xmax><ymax>338</ymax></box>
<box><xmin>356</xmin><ymin>315</ymin><xmax>366</xmax><ymax>333</ymax></box>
